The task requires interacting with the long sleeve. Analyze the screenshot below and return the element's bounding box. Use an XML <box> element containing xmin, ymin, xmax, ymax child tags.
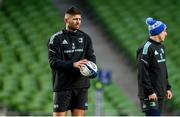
<box><xmin>139</xmin><ymin>54</ymin><xmax>154</xmax><ymax>95</ymax></box>
<box><xmin>163</xmin><ymin>46</ymin><xmax>172</xmax><ymax>91</ymax></box>
<box><xmin>48</xmin><ymin>36</ymin><xmax>73</xmax><ymax>70</ymax></box>
<box><xmin>166</xmin><ymin>68</ymin><xmax>171</xmax><ymax>90</ymax></box>
<box><xmin>137</xmin><ymin>42</ymin><xmax>155</xmax><ymax>96</ymax></box>
<box><xmin>166</xmin><ymin>78</ymin><xmax>172</xmax><ymax>90</ymax></box>
<box><xmin>165</xmin><ymin>59</ymin><xmax>171</xmax><ymax>90</ymax></box>
<box><xmin>85</xmin><ymin>35</ymin><xmax>96</xmax><ymax>63</ymax></box>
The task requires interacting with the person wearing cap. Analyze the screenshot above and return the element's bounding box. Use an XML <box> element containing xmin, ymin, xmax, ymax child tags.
<box><xmin>136</xmin><ymin>17</ymin><xmax>173</xmax><ymax>116</ymax></box>
<box><xmin>48</xmin><ymin>7</ymin><xmax>96</xmax><ymax>116</ymax></box>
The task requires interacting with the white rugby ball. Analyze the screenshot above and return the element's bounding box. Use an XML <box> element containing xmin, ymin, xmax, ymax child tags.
<box><xmin>80</xmin><ymin>61</ymin><xmax>98</xmax><ymax>78</ymax></box>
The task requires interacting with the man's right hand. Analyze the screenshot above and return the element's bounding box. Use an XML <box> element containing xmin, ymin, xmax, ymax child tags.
<box><xmin>148</xmin><ymin>93</ymin><xmax>158</xmax><ymax>101</ymax></box>
<box><xmin>73</xmin><ymin>59</ymin><xmax>88</xmax><ymax>69</ymax></box>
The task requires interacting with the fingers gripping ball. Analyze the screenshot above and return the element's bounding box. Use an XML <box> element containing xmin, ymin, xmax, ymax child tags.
<box><xmin>80</xmin><ymin>61</ymin><xmax>98</xmax><ymax>78</ymax></box>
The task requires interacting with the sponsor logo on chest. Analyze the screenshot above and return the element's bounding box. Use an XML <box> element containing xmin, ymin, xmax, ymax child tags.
<box><xmin>154</xmin><ymin>48</ymin><xmax>165</xmax><ymax>63</ymax></box>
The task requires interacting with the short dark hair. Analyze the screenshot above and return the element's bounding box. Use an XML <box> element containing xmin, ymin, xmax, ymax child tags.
<box><xmin>65</xmin><ymin>7</ymin><xmax>81</xmax><ymax>15</ymax></box>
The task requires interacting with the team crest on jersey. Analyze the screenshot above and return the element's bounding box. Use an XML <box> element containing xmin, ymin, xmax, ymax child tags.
<box><xmin>78</xmin><ymin>37</ymin><xmax>83</xmax><ymax>43</ymax></box>
<box><xmin>72</xmin><ymin>43</ymin><xmax>75</xmax><ymax>49</ymax></box>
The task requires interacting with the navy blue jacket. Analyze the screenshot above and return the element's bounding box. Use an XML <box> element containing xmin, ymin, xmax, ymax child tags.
<box><xmin>137</xmin><ymin>38</ymin><xmax>171</xmax><ymax>99</ymax></box>
<box><xmin>48</xmin><ymin>29</ymin><xmax>96</xmax><ymax>91</ymax></box>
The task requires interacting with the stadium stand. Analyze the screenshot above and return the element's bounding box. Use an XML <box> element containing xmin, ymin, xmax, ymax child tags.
<box><xmin>0</xmin><ymin>0</ymin><xmax>136</xmax><ymax>115</ymax></box>
<box><xmin>0</xmin><ymin>0</ymin><xmax>60</xmax><ymax>115</ymax></box>
<box><xmin>4</xmin><ymin>0</ymin><xmax>179</xmax><ymax>115</ymax></box>
<box><xmin>0</xmin><ymin>0</ymin><xmax>143</xmax><ymax>115</ymax></box>
<box><xmin>86</xmin><ymin>0</ymin><xmax>180</xmax><ymax>114</ymax></box>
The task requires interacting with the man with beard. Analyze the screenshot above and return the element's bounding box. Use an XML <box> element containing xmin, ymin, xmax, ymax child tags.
<box><xmin>48</xmin><ymin>7</ymin><xmax>96</xmax><ymax>116</ymax></box>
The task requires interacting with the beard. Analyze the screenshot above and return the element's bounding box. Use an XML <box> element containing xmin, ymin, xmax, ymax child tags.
<box><xmin>68</xmin><ymin>25</ymin><xmax>80</xmax><ymax>31</ymax></box>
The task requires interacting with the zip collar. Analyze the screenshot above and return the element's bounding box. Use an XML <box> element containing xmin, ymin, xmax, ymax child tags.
<box><xmin>148</xmin><ymin>38</ymin><xmax>161</xmax><ymax>45</ymax></box>
<box><xmin>63</xmin><ymin>29</ymin><xmax>82</xmax><ymax>36</ymax></box>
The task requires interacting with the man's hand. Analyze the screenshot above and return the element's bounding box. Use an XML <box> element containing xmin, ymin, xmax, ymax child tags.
<box><xmin>148</xmin><ymin>93</ymin><xmax>158</xmax><ymax>101</ymax></box>
<box><xmin>73</xmin><ymin>59</ymin><xmax>88</xmax><ymax>69</ymax></box>
<box><xmin>166</xmin><ymin>90</ymin><xmax>173</xmax><ymax>100</ymax></box>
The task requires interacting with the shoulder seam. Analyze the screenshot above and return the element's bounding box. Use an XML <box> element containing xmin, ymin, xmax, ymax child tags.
<box><xmin>49</xmin><ymin>31</ymin><xmax>63</xmax><ymax>44</ymax></box>
<box><xmin>142</xmin><ymin>41</ymin><xmax>152</xmax><ymax>55</ymax></box>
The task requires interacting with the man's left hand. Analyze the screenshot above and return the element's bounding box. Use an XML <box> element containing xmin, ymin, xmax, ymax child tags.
<box><xmin>166</xmin><ymin>90</ymin><xmax>173</xmax><ymax>100</ymax></box>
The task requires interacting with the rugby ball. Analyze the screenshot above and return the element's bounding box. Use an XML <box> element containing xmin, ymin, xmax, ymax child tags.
<box><xmin>80</xmin><ymin>61</ymin><xmax>98</xmax><ymax>78</ymax></box>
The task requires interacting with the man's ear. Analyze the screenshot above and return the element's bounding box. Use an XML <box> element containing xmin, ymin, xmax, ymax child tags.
<box><xmin>64</xmin><ymin>14</ymin><xmax>70</xmax><ymax>23</ymax></box>
<box><xmin>64</xmin><ymin>18</ymin><xmax>68</xmax><ymax>23</ymax></box>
